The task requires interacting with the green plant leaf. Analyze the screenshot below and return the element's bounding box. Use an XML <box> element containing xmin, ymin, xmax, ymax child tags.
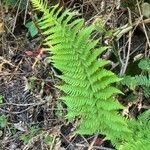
<box><xmin>25</xmin><ymin>21</ymin><xmax>38</xmax><ymax>37</ymax></box>
<box><xmin>3</xmin><ymin>0</ymin><xmax>27</xmax><ymax>10</ymax></box>
<box><xmin>4</xmin><ymin>0</ymin><xmax>17</xmax><ymax>6</ymax></box>
<box><xmin>0</xmin><ymin>115</ymin><xmax>7</xmax><ymax>128</ymax></box>
<box><xmin>20</xmin><ymin>127</ymin><xmax>40</xmax><ymax>144</ymax></box>
<box><xmin>138</xmin><ymin>58</ymin><xmax>150</xmax><ymax>71</ymax></box>
<box><xmin>0</xmin><ymin>95</ymin><xmax>3</xmax><ymax>104</ymax></box>
<box><xmin>43</xmin><ymin>134</ymin><xmax>53</xmax><ymax>145</ymax></box>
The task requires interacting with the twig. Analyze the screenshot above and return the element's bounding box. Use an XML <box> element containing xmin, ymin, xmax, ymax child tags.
<box><xmin>136</xmin><ymin>0</ymin><xmax>150</xmax><ymax>56</ymax></box>
<box><xmin>0</xmin><ymin>106</ymin><xmax>33</xmax><ymax>114</ymax></box>
<box><xmin>120</xmin><ymin>8</ymin><xmax>132</xmax><ymax>75</ymax></box>
<box><xmin>75</xmin><ymin>143</ymin><xmax>115</xmax><ymax>150</ymax></box>
<box><xmin>60</xmin><ymin>133</ymin><xmax>75</xmax><ymax>148</ymax></box>
<box><xmin>0</xmin><ymin>100</ymin><xmax>48</xmax><ymax>114</ymax></box>
<box><xmin>12</xmin><ymin>0</ymin><xmax>22</xmax><ymax>33</ymax></box>
<box><xmin>89</xmin><ymin>0</ymin><xmax>99</xmax><ymax>14</ymax></box>
<box><xmin>0</xmin><ymin>101</ymin><xmax>47</xmax><ymax>107</ymax></box>
<box><xmin>114</xmin><ymin>18</ymin><xmax>150</xmax><ymax>40</ymax></box>
<box><xmin>0</xmin><ymin>72</ymin><xmax>26</xmax><ymax>76</ymax></box>
<box><xmin>23</xmin><ymin>0</ymin><xmax>30</xmax><ymax>25</ymax></box>
<box><xmin>88</xmin><ymin>133</ymin><xmax>99</xmax><ymax>150</ymax></box>
<box><xmin>8</xmin><ymin>59</ymin><xmax>23</xmax><ymax>81</ymax></box>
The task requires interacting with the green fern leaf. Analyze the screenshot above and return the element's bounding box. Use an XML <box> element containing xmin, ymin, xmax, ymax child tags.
<box><xmin>138</xmin><ymin>58</ymin><xmax>150</xmax><ymax>71</ymax></box>
<box><xmin>119</xmin><ymin>110</ymin><xmax>150</xmax><ymax>150</ymax></box>
<box><xmin>31</xmin><ymin>0</ymin><xmax>132</xmax><ymax>147</ymax></box>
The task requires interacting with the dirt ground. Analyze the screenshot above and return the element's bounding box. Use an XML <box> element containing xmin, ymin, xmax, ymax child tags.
<box><xmin>0</xmin><ymin>0</ymin><xmax>150</xmax><ymax>150</ymax></box>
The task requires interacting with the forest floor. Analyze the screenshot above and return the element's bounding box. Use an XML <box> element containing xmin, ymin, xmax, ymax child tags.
<box><xmin>0</xmin><ymin>0</ymin><xmax>150</xmax><ymax>150</ymax></box>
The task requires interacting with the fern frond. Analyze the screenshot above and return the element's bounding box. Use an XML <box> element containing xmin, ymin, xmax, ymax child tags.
<box><xmin>121</xmin><ymin>74</ymin><xmax>150</xmax><ymax>98</ymax></box>
<box><xmin>31</xmin><ymin>0</ymin><xmax>48</xmax><ymax>12</ymax></box>
<box><xmin>120</xmin><ymin>75</ymin><xmax>137</xmax><ymax>90</ymax></box>
<box><xmin>119</xmin><ymin>140</ymin><xmax>150</xmax><ymax>150</ymax></box>
<box><xmin>135</xmin><ymin>75</ymin><xmax>150</xmax><ymax>87</ymax></box>
<box><xmin>31</xmin><ymin>0</ymin><xmax>132</xmax><ymax>147</ymax></box>
<box><xmin>138</xmin><ymin>58</ymin><xmax>150</xmax><ymax>71</ymax></box>
<box><xmin>143</xmin><ymin>86</ymin><xmax>150</xmax><ymax>97</ymax></box>
<box><xmin>119</xmin><ymin>110</ymin><xmax>150</xmax><ymax>150</ymax></box>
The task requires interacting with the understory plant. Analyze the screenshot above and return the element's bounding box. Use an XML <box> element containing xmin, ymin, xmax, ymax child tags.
<box><xmin>119</xmin><ymin>110</ymin><xmax>150</xmax><ymax>150</ymax></box>
<box><xmin>121</xmin><ymin>59</ymin><xmax>150</xmax><ymax>98</ymax></box>
<box><xmin>31</xmin><ymin>0</ymin><xmax>150</xmax><ymax>149</ymax></box>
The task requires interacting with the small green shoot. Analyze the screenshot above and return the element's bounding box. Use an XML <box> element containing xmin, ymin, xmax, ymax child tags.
<box><xmin>0</xmin><ymin>95</ymin><xmax>3</xmax><ymax>104</ymax></box>
<box><xmin>20</xmin><ymin>126</ymin><xmax>40</xmax><ymax>144</ymax></box>
<box><xmin>0</xmin><ymin>115</ymin><xmax>7</xmax><ymax>128</ymax></box>
<box><xmin>43</xmin><ymin>134</ymin><xmax>53</xmax><ymax>146</ymax></box>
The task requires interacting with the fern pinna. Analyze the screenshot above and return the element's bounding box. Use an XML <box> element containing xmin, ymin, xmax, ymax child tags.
<box><xmin>31</xmin><ymin>0</ymin><xmax>132</xmax><ymax>147</ymax></box>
